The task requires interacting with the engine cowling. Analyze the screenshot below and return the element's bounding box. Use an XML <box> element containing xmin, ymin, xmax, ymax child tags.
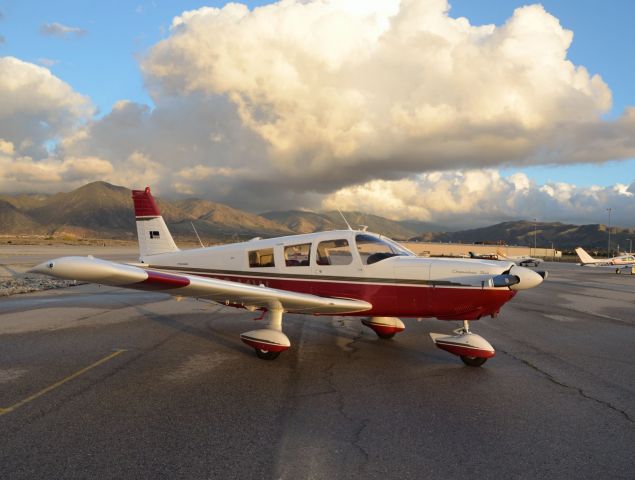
<box><xmin>508</xmin><ymin>265</ymin><xmax>545</xmax><ymax>290</ymax></box>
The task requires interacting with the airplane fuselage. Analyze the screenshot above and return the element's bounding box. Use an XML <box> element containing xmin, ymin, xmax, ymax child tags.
<box><xmin>610</xmin><ymin>255</ymin><xmax>635</xmax><ymax>265</ymax></box>
<box><xmin>141</xmin><ymin>230</ymin><xmax>524</xmax><ymax>320</ymax></box>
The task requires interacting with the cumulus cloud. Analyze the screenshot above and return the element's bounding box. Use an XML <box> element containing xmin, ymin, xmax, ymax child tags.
<box><xmin>141</xmin><ymin>0</ymin><xmax>634</xmax><ymax>192</ymax></box>
<box><xmin>57</xmin><ymin>94</ymin><xmax>272</xmax><ymax>200</ymax></box>
<box><xmin>0</xmin><ymin>57</ymin><xmax>106</xmax><ymax>194</ymax></box>
<box><xmin>0</xmin><ymin>56</ymin><xmax>93</xmax><ymax>158</ymax></box>
<box><xmin>0</xmin><ymin>138</ymin><xmax>114</xmax><ymax>192</ymax></box>
<box><xmin>40</xmin><ymin>22</ymin><xmax>87</xmax><ymax>38</ymax></box>
<box><xmin>322</xmin><ymin>170</ymin><xmax>635</xmax><ymax>227</ymax></box>
<box><xmin>0</xmin><ymin>54</ymin><xmax>266</xmax><ymax>198</ymax></box>
<box><xmin>0</xmin><ymin>139</ymin><xmax>14</xmax><ymax>155</ymax></box>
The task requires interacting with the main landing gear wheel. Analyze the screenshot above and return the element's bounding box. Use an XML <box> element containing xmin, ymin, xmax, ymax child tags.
<box><xmin>255</xmin><ymin>348</ymin><xmax>281</xmax><ymax>360</ymax></box>
<box><xmin>240</xmin><ymin>309</ymin><xmax>291</xmax><ymax>361</ymax></box>
<box><xmin>460</xmin><ymin>355</ymin><xmax>488</xmax><ymax>367</ymax></box>
<box><xmin>377</xmin><ymin>331</ymin><xmax>396</xmax><ymax>340</ymax></box>
<box><xmin>616</xmin><ymin>268</ymin><xmax>622</xmax><ymax>274</ymax></box>
<box><xmin>361</xmin><ymin>317</ymin><xmax>405</xmax><ymax>339</ymax></box>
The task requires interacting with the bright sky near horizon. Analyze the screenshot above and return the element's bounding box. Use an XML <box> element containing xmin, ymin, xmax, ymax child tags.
<box><xmin>1</xmin><ymin>0</ymin><xmax>634</xmax><ymax>228</ymax></box>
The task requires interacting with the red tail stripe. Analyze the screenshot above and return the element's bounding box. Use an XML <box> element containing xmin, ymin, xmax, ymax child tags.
<box><xmin>132</xmin><ymin>187</ymin><xmax>160</xmax><ymax>217</ymax></box>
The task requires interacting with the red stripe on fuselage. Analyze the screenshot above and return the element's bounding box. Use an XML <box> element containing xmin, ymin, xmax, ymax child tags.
<box><xmin>132</xmin><ymin>271</ymin><xmax>191</xmax><ymax>290</ymax></box>
<box><xmin>157</xmin><ymin>270</ymin><xmax>516</xmax><ymax>319</ymax></box>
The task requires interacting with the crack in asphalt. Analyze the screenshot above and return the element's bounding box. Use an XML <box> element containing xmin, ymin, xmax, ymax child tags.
<box><xmin>329</xmin><ymin>321</ymin><xmax>371</xmax><ymax>471</ymax></box>
<box><xmin>272</xmin><ymin>318</ymin><xmax>371</xmax><ymax>479</ymax></box>
<box><xmin>501</xmin><ymin>348</ymin><xmax>634</xmax><ymax>424</ymax></box>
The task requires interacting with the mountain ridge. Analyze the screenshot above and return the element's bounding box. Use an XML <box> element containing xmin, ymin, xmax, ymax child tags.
<box><xmin>1</xmin><ymin>181</ymin><xmax>632</xmax><ymax>250</ymax></box>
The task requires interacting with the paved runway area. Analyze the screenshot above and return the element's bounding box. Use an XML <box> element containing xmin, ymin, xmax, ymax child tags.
<box><xmin>0</xmin><ymin>258</ymin><xmax>634</xmax><ymax>479</ymax></box>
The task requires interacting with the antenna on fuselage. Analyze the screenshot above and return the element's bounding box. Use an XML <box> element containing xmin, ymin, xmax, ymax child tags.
<box><xmin>191</xmin><ymin>222</ymin><xmax>205</xmax><ymax>247</ymax></box>
<box><xmin>337</xmin><ymin>209</ymin><xmax>353</xmax><ymax>230</ymax></box>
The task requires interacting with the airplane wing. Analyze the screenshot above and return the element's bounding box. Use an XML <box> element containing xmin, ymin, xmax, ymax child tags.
<box><xmin>30</xmin><ymin>256</ymin><xmax>372</xmax><ymax>315</ymax></box>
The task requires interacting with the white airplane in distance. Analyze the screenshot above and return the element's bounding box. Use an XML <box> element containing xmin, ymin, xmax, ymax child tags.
<box><xmin>31</xmin><ymin>187</ymin><xmax>545</xmax><ymax>367</ymax></box>
<box><xmin>575</xmin><ymin>247</ymin><xmax>635</xmax><ymax>274</ymax></box>
<box><xmin>495</xmin><ymin>248</ymin><xmax>544</xmax><ymax>267</ymax></box>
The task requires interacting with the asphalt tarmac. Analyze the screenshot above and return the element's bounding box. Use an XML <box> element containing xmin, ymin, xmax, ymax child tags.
<box><xmin>1</xmin><ymin>259</ymin><xmax>634</xmax><ymax>479</ymax></box>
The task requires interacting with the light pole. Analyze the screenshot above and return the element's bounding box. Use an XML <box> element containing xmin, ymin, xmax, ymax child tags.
<box><xmin>606</xmin><ymin>208</ymin><xmax>612</xmax><ymax>258</ymax></box>
<box><xmin>533</xmin><ymin>218</ymin><xmax>537</xmax><ymax>256</ymax></box>
<box><xmin>628</xmin><ymin>238</ymin><xmax>632</xmax><ymax>254</ymax></box>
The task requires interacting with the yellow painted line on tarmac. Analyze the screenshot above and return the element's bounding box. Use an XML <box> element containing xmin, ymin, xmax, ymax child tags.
<box><xmin>0</xmin><ymin>349</ymin><xmax>126</xmax><ymax>416</ymax></box>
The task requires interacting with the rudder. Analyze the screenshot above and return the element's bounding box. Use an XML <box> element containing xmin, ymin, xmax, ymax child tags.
<box><xmin>575</xmin><ymin>247</ymin><xmax>596</xmax><ymax>265</ymax></box>
<box><xmin>132</xmin><ymin>187</ymin><xmax>179</xmax><ymax>258</ymax></box>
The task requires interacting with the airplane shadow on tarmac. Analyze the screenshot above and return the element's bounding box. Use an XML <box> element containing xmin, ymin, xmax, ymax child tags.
<box><xmin>130</xmin><ymin>301</ymin><xmax>496</xmax><ymax>373</ymax></box>
<box><xmin>131</xmin><ymin>303</ymin><xmax>252</xmax><ymax>357</ymax></box>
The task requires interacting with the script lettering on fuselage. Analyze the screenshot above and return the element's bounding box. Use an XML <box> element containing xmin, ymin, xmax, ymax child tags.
<box><xmin>452</xmin><ymin>269</ymin><xmax>490</xmax><ymax>275</ymax></box>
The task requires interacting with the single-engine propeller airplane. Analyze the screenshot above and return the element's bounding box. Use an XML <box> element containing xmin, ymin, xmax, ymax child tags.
<box><xmin>495</xmin><ymin>248</ymin><xmax>543</xmax><ymax>267</ymax></box>
<box><xmin>31</xmin><ymin>187</ymin><xmax>546</xmax><ymax>367</ymax></box>
<box><xmin>575</xmin><ymin>247</ymin><xmax>635</xmax><ymax>274</ymax></box>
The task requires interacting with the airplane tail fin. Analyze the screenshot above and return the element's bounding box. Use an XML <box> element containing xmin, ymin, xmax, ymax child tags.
<box><xmin>496</xmin><ymin>247</ymin><xmax>509</xmax><ymax>260</ymax></box>
<box><xmin>131</xmin><ymin>187</ymin><xmax>179</xmax><ymax>258</ymax></box>
<box><xmin>575</xmin><ymin>247</ymin><xmax>597</xmax><ymax>265</ymax></box>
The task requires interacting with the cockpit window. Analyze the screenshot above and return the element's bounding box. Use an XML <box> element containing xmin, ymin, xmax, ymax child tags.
<box><xmin>248</xmin><ymin>248</ymin><xmax>275</xmax><ymax>268</ymax></box>
<box><xmin>356</xmin><ymin>234</ymin><xmax>413</xmax><ymax>265</ymax></box>
<box><xmin>284</xmin><ymin>243</ymin><xmax>311</xmax><ymax>267</ymax></box>
<box><xmin>316</xmin><ymin>239</ymin><xmax>353</xmax><ymax>266</ymax></box>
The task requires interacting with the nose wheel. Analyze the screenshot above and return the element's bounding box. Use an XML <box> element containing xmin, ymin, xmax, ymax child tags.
<box><xmin>430</xmin><ymin>320</ymin><xmax>495</xmax><ymax>367</ymax></box>
<box><xmin>460</xmin><ymin>355</ymin><xmax>488</xmax><ymax>367</ymax></box>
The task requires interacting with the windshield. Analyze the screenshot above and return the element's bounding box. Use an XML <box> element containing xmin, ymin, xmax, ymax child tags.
<box><xmin>355</xmin><ymin>234</ymin><xmax>413</xmax><ymax>265</ymax></box>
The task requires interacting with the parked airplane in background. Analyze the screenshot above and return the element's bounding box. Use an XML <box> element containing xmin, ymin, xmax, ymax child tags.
<box><xmin>31</xmin><ymin>187</ymin><xmax>545</xmax><ymax>367</ymax></box>
<box><xmin>468</xmin><ymin>251</ymin><xmax>499</xmax><ymax>260</ymax></box>
<box><xmin>575</xmin><ymin>247</ymin><xmax>635</xmax><ymax>274</ymax></box>
<box><xmin>496</xmin><ymin>249</ymin><xmax>543</xmax><ymax>267</ymax></box>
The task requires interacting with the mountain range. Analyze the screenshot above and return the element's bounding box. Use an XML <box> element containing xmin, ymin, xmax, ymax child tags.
<box><xmin>1</xmin><ymin>181</ymin><xmax>633</xmax><ymax>251</ymax></box>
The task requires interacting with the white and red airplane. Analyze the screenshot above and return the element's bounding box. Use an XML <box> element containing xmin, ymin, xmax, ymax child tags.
<box><xmin>31</xmin><ymin>187</ymin><xmax>545</xmax><ymax>367</ymax></box>
<box><xmin>575</xmin><ymin>247</ymin><xmax>635</xmax><ymax>274</ymax></box>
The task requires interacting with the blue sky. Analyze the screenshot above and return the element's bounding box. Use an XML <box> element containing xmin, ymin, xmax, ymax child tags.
<box><xmin>450</xmin><ymin>0</ymin><xmax>635</xmax><ymax>187</ymax></box>
<box><xmin>2</xmin><ymin>0</ymin><xmax>633</xmax><ymax>188</ymax></box>
<box><xmin>0</xmin><ymin>1</ymin><xmax>278</xmax><ymax>112</ymax></box>
<box><xmin>0</xmin><ymin>1</ymin><xmax>634</xmax><ymax>227</ymax></box>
